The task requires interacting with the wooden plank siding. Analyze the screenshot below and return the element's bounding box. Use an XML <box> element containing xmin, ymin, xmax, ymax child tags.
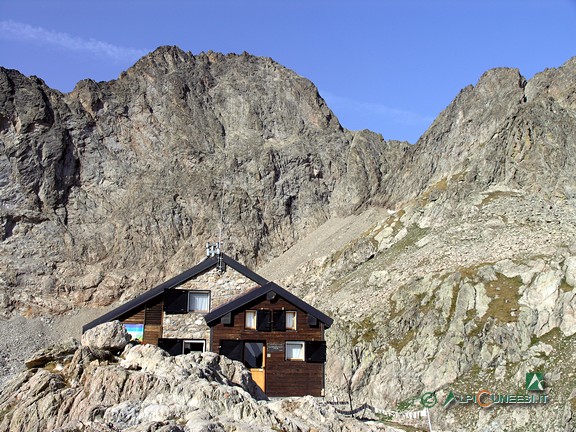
<box><xmin>118</xmin><ymin>295</ymin><xmax>164</xmax><ymax>345</ymax></box>
<box><xmin>118</xmin><ymin>304</ymin><xmax>145</xmax><ymax>324</ymax></box>
<box><xmin>211</xmin><ymin>296</ymin><xmax>325</xmax><ymax>397</ymax></box>
<box><xmin>143</xmin><ymin>295</ymin><xmax>164</xmax><ymax>345</ymax></box>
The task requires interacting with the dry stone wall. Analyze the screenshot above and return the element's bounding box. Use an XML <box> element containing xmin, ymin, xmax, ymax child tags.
<box><xmin>162</xmin><ymin>265</ymin><xmax>260</xmax><ymax>340</ymax></box>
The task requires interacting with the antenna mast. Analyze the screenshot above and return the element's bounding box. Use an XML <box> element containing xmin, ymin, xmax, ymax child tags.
<box><xmin>218</xmin><ymin>181</ymin><xmax>225</xmax><ymax>248</ymax></box>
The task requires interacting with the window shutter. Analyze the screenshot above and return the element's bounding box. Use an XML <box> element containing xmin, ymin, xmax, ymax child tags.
<box><xmin>219</xmin><ymin>340</ymin><xmax>243</xmax><ymax>361</ymax></box>
<box><xmin>221</xmin><ymin>312</ymin><xmax>232</xmax><ymax>326</ymax></box>
<box><xmin>256</xmin><ymin>310</ymin><xmax>271</xmax><ymax>331</ymax></box>
<box><xmin>273</xmin><ymin>310</ymin><xmax>286</xmax><ymax>331</ymax></box>
<box><xmin>158</xmin><ymin>338</ymin><xmax>183</xmax><ymax>356</ymax></box>
<box><xmin>307</xmin><ymin>314</ymin><xmax>318</xmax><ymax>327</ymax></box>
<box><xmin>305</xmin><ymin>341</ymin><xmax>327</xmax><ymax>363</ymax></box>
<box><xmin>163</xmin><ymin>289</ymin><xmax>188</xmax><ymax>314</ymax></box>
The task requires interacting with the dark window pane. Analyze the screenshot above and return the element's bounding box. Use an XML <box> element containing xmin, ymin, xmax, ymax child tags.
<box><xmin>219</xmin><ymin>340</ymin><xmax>243</xmax><ymax>361</ymax></box>
<box><xmin>183</xmin><ymin>341</ymin><xmax>205</xmax><ymax>354</ymax></box>
<box><xmin>158</xmin><ymin>338</ymin><xmax>183</xmax><ymax>356</ymax></box>
<box><xmin>243</xmin><ymin>342</ymin><xmax>264</xmax><ymax>368</ymax></box>
<box><xmin>307</xmin><ymin>314</ymin><xmax>318</xmax><ymax>327</ymax></box>
<box><xmin>164</xmin><ymin>289</ymin><xmax>188</xmax><ymax>314</ymax></box>
<box><xmin>273</xmin><ymin>310</ymin><xmax>286</xmax><ymax>331</ymax></box>
<box><xmin>305</xmin><ymin>341</ymin><xmax>327</xmax><ymax>363</ymax></box>
<box><xmin>256</xmin><ymin>310</ymin><xmax>271</xmax><ymax>332</ymax></box>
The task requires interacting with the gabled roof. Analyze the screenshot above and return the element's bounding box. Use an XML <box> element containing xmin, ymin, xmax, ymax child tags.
<box><xmin>204</xmin><ymin>281</ymin><xmax>333</xmax><ymax>328</ymax></box>
<box><xmin>82</xmin><ymin>253</ymin><xmax>269</xmax><ymax>332</ymax></box>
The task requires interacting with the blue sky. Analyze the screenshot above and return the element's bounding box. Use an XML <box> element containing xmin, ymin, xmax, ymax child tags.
<box><xmin>1</xmin><ymin>1</ymin><xmax>575</xmax><ymax>143</ymax></box>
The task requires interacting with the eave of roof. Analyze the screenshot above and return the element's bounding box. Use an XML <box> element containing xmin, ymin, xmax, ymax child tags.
<box><xmin>82</xmin><ymin>253</ymin><xmax>269</xmax><ymax>333</ymax></box>
<box><xmin>204</xmin><ymin>281</ymin><xmax>333</xmax><ymax>328</ymax></box>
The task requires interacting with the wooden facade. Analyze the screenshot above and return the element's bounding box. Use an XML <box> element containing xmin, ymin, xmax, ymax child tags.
<box><xmin>116</xmin><ymin>295</ymin><xmax>164</xmax><ymax>345</ymax></box>
<box><xmin>210</xmin><ymin>295</ymin><xmax>327</xmax><ymax>397</ymax></box>
<box><xmin>83</xmin><ymin>253</ymin><xmax>332</xmax><ymax>397</ymax></box>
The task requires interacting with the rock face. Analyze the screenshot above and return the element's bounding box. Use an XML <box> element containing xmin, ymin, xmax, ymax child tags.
<box><xmin>2</xmin><ymin>47</ymin><xmax>576</xmax><ymax>431</ymax></box>
<box><xmin>0</xmin><ymin>340</ymin><xmax>387</xmax><ymax>432</ymax></box>
<box><xmin>0</xmin><ymin>46</ymin><xmax>408</xmax><ymax>316</ymax></box>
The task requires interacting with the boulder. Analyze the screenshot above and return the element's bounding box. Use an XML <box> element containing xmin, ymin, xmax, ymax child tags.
<box><xmin>81</xmin><ymin>321</ymin><xmax>130</xmax><ymax>351</ymax></box>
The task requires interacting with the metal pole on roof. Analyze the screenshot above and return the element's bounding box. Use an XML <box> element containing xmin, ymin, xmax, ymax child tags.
<box><xmin>218</xmin><ymin>181</ymin><xmax>225</xmax><ymax>251</ymax></box>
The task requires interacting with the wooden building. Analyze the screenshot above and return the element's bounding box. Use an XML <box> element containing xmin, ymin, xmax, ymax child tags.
<box><xmin>82</xmin><ymin>250</ymin><xmax>333</xmax><ymax>397</ymax></box>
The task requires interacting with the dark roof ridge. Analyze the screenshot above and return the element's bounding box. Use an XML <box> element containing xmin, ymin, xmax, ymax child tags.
<box><xmin>82</xmin><ymin>253</ymin><xmax>269</xmax><ymax>332</ymax></box>
<box><xmin>204</xmin><ymin>281</ymin><xmax>333</xmax><ymax>328</ymax></box>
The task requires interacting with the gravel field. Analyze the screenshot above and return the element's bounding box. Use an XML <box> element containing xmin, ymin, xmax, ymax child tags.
<box><xmin>0</xmin><ymin>307</ymin><xmax>111</xmax><ymax>389</ymax></box>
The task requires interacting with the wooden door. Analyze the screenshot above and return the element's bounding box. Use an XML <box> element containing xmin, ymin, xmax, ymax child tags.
<box><xmin>244</xmin><ymin>342</ymin><xmax>266</xmax><ymax>392</ymax></box>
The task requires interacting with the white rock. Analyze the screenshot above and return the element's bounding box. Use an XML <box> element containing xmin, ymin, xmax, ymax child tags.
<box><xmin>564</xmin><ymin>256</ymin><xmax>576</xmax><ymax>287</ymax></box>
<box><xmin>81</xmin><ymin>320</ymin><xmax>131</xmax><ymax>351</ymax></box>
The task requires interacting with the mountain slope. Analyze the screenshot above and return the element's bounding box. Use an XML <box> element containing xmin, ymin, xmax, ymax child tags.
<box><xmin>268</xmin><ymin>58</ymin><xmax>576</xmax><ymax>431</ymax></box>
<box><xmin>0</xmin><ymin>46</ymin><xmax>407</xmax><ymax>316</ymax></box>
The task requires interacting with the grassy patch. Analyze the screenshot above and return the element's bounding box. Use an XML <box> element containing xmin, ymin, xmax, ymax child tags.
<box><xmin>351</xmin><ymin>316</ymin><xmax>380</xmax><ymax>345</ymax></box>
<box><xmin>439</xmin><ymin>281</ymin><xmax>460</xmax><ymax>335</ymax></box>
<box><xmin>419</xmin><ymin>178</ymin><xmax>449</xmax><ymax>204</ymax></box>
<box><xmin>480</xmin><ymin>190</ymin><xmax>522</xmax><ymax>206</ymax></box>
<box><xmin>389</xmin><ymin>328</ymin><xmax>417</xmax><ymax>353</ymax></box>
<box><xmin>382</xmin><ymin>225</ymin><xmax>430</xmax><ymax>263</ymax></box>
<box><xmin>538</xmin><ymin>328</ymin><xmax>563</xmax><ymax>345</ymax></box>
<box><xmin>396</xmin><ymin>396</ymin><xmax>419</xmax><ymax>412</ymax></box>
<box><xmin>484</xmin><ymin>275</ymin><xmax>522</xmax><ymax>322</ymax></box>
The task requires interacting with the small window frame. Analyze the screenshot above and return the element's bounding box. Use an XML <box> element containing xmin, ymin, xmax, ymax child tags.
<box><xmin>285</xmin><ymin>311</ymin><xmax>297</xmax><ymax>331</ymax></box>
<box><xmin>187</xmin><ymin>291</ymin><xmax>210</xmax><ymax>313</ymax></box>
<box><xmin>245</xmin><ymin>310</ymin><xmax>257</xmax><ymax>330</ymax></box>
<box><xmin>285</xmin><ymin>341</ymin><xmax>305</xmax><ymax>361</ymax></box>
<box><xmin>183</xmin><ymin>339</ymin><xmax>206</xmax><ymax>354</ymax></box>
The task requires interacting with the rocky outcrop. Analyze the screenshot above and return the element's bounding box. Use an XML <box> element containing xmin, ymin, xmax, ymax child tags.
<box><xmin>278</xmin><ymin>186</ymin><xmax>576</xmax><ymax>431</ymax></box>
<box><xmin>260</xmin><ymin>57</ymin><xmax>576</xmax><ymax>428</ymax></box>
<box><xmin>0</xmin><ymin>336</ymin><xmax>389</xmax><ymax>432</ymax></box>
<box><xmin>24</xmin><ymin>338</ymin><xmax>78</xmax><ymax>369</ymax></box>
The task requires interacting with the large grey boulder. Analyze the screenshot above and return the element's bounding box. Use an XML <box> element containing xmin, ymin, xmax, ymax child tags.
<box><xmin>80</xmin><ymin>321</ymin><xmax>130</xmax><ymax>351</ymax></box>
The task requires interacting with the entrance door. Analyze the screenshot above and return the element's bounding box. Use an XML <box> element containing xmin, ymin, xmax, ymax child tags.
<box><xmin>244</xmin><ymin>342</ymin><xmax>266</xmax><ymax>392</ymax></box>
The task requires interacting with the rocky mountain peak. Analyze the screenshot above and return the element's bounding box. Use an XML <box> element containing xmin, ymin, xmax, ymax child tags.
<box><xmin>0</xmin><ymin>47</ymin><xmax>392</xmax><ymax>316</ymax></box>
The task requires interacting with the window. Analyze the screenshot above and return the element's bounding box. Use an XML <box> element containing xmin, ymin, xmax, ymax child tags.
<box><xmin>256</xmin><ymin>310</ymin><xmax>271</xmax><ymax>331</ymax></box>
<box><xmin>286</xmin><ymin>311</ymin><xmax>297</xmax><ymax>330</ymax></box>
<box><xmin>305</xmin><ymin>341</ymin><xmax>327</xmax><ymax>363</ymax></box>
<box><xmin>245</xmin><ymin>310</ymin><xmax>257</xmax><ymax>329</ymax></box>
<box><xmin>123</xmin><ymin>323</ymin><xmax>144</xmax><ymax>342</ymax></box>
<box><xmin>220</xmin><ymin>340</ymin><xmax>243</xmax><ymax>361</ymax></box>
<box><xmin>243</xmin><ymin>342</ymin><xmax>264</xmax><ymax>368</ymax></box>
<box><xmin>285</xmin><ymin>341</ymin><xmax>305</xmax><ymax>361</ymax></box>
<box><xmin>188</xmin><ymin>291</ymin><xmax>210</xmax><ymax>312</ymax></box>
<box><xmin>273</xmin><ymin>310</ymin><xmax>286</xmax><ymax>331</ymax></box>
<box><xmin>183</xmin><ymin>340</ymin><xmax>206</xmax><ymax>354</ymax></box>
